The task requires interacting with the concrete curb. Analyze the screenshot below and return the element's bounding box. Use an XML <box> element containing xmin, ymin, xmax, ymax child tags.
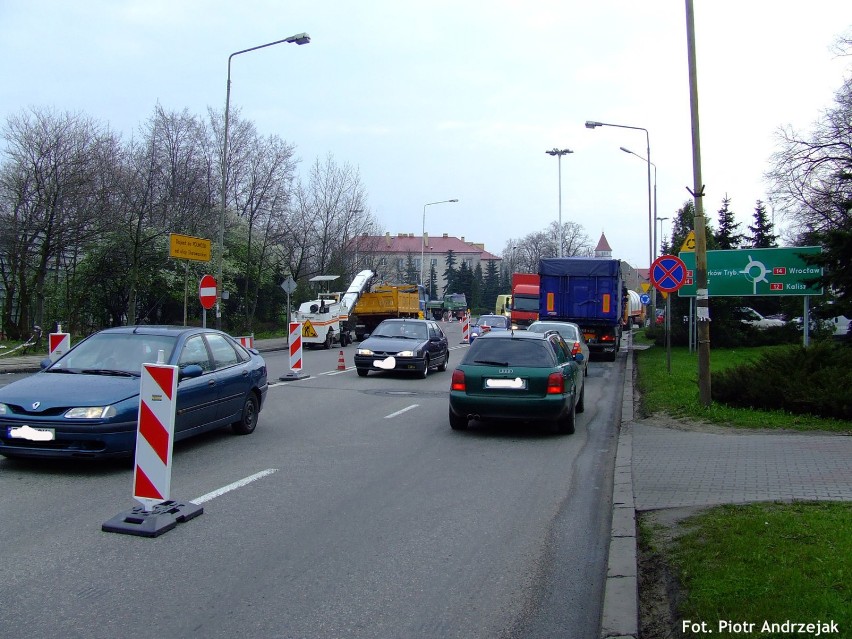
<box><xmin>600</xmin><ymin>337</ymin><xmax>638</xmax><ymax>639</ymax></box>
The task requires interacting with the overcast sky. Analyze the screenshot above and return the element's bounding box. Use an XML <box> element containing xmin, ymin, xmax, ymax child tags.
<box><xmin>2</xmin><ymin>1</ymin><xmax>850</xmax><ymax>268</ymax></box>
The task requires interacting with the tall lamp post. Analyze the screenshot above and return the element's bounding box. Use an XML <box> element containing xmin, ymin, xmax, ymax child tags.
<box><xmin>656</xmin><ymin>216</ymin><xmax>669</xmax><ymax>254</ymax></box>
<box><xmin>219</xmin><ymin>32</ymin><xmax>310</xmax><ymax>328</ymax></box>
<box><xmin>586</xmin><ymin>120</ymin><xmax>653</xmax><ymax>309</ymax></box>
<box><xmin>620</xmin><ymin>146</ymin><xmax>658</xmax><ymax>260</ymax></box>
<box><xmin>420</xmin><ymin>199</ymin><xmax>459</xmax><ymax>286</ymax></box>
<box><xmin>545</xmin><ymin>148</ymin><xmax>573</xmax><ymax>257</ymax></box>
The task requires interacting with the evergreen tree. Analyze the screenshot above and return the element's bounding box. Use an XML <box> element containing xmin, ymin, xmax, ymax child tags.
<box><xmin>747</xmin><ymin>200</ymin><xmax>778</xmax><ymax>248</ymax></box>
<box><xmin>428</xmin><ymin>263</ymin><xmax>438</xmax><ymax>301</ymax></box>
<box><xmin>443</xmin><ymin>250</ymin><xmax>458</xmax><ymax>294</ymax></box>
<box><xmin>714</xmin><ymin>195</ymin><xmax>745</xmax><ymax>250</ymax></box>
<box><xmin>483</xmin><ymin>259</ymin><xmax>500</xmax><ymax>312</ymax></box>
<box><xmin>404</xmin><ymin>252</ymin><xmax>418</xmax><ymax>284</ymax></box>
<box><xmin>470</xmin><ymin>263</ymin><xmax>483</xmax><ymax>311</ymax></box>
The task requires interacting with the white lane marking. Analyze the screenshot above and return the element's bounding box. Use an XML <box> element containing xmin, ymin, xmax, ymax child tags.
<box><xmin>192</xmin><ymin>468</ymin><xmax>278</xmax><ymax>504</ymax></box>
<box><xmin>385</xmin><ymin>404</ymin><xmax>419</xmax><ymax>419</ymax></box>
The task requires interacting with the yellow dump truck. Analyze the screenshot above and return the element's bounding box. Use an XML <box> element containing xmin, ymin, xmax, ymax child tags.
<box><xmin>352</xmin><ymin>284</ymin><xmax>424</xmax><ymax>340</ymax></box>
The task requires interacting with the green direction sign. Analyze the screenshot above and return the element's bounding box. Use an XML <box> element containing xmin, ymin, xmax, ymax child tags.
<box><xmin>678</xmin><ymin>246</ymin><xmax>823</xmax><ymax>297</ymax></box>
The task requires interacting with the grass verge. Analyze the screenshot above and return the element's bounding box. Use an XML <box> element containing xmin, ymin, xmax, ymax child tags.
<box><xmin>640</xmin><ymin>502</ymin><xmax>852</xmax><ymax>638</ymax></box>
<box><xmin>635</xmin><ymin>342</ymin><xmax>851</xmax><ymax>433</ymax></box>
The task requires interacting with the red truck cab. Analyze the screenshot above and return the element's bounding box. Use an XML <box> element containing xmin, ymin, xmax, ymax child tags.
<box><xmin>510</xmin><ymin>273</ymin><xmax>539</xmax><ymax>329</ymax></box>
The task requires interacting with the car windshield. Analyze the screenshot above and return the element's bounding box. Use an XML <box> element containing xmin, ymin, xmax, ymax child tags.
<box><xmin>463</xmin><ymin>338</ymin><xmax>555</xmax><ymax>367</ymax></box>
<box><xmin>478</xmin><ymin>316</ymin><xmax>508</xmax><ymax>328</ymax></box>
<box><xmin>374</xmin><ymin>323</ymin><xmax>427</xmax><ymax>340</ymax></box>
<box><xmin>48</xmin><ymin>332</ymin><xmax>178</xmax><ymax>375</ymax></box>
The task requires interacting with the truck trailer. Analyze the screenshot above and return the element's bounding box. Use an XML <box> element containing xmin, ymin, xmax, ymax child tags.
<box><xmin>352</xmin><ymin>284</ymin><xmax>424</xmax><ymax>340</ymax></box>
<box><xmin>538</xmin><ymin>258</ymin><xmax>626</xmax><ymax>361</ymax></box>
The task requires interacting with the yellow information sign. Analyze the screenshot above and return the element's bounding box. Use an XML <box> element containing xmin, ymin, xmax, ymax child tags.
<box><xmin>680</xmin><ymin>230</ymin><xmax>696</xmax><ymax>253</ymax></box>
<box><xmin>302</xmin><ymin>320</ymin><xmax>318</xmax><ymax>338</ymax></box>
<box><xmin>169</xmin><ymin>233</ymin><xmax>212</xmax><ymax>262</ymax></box>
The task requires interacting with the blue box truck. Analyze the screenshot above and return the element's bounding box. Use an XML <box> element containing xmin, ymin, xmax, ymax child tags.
<box><xmin>538</xmin><ymin>258</ymin><xmax>626</xmax><ymax>361</ymax></box>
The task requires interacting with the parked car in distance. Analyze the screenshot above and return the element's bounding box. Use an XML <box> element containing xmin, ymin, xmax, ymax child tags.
<box><xmin>734</xmin><ymin>307</ymin><xmax>785</xmax><ymax>329</ymax></box>
<box><xmin>0</xmin><ymin>326</ymin><xmax>268</xmax><ymax>460</ymax></box>
<box><xmin>469</xmin><ymin>314</ymin><xmax>510</xmax><ymax>343</ymax></box>
<box><xmin>448</xmin><ymin>329</ymin><xmax>585</xmax><ymax>434</ymax></box>
<box><xmin>527</xmin><ymin>320</ymin><xmax>590</xmax><ymax>376</ymax></box>
<box><xmin>354</xmin><ymin>318</ymin><xmax>449</xmax><ymax>378</ymax></box>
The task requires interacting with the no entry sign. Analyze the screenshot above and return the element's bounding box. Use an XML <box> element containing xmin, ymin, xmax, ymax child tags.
<box><xmin>199</xmin><ymin>274</ymin><xmax>217</xmax><ymax>309</ymax></box>
<box><xmin>651</xmin><ymin>254</ymin><xmax>688</xmax><ymax>293</ymax></box>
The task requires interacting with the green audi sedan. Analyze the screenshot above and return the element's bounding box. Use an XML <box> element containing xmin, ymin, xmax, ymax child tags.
<box><xmin>448</xmin><ymin>329</ymin><xmax>585</xmax><ymax>434</ymax></box>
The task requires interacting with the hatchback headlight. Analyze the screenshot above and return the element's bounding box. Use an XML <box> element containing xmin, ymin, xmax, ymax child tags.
<box><xmin>357</xmin><ymin>348</ymin><xmax>374</xmax><ymax>356</ymax></box>
<box><xmin>397</xmin><ymin>350</ymin><xmax>417</xmax><ymax>357</ymax></box>
<box><xmin>64</xmin><ymin>406</ymin><xmax>117</xmax><ymax>419</ymax></box>
<box><xmin>0</xmin><ymin>403</ymin><xmax>8</xmax><ymax>415</ymax></box>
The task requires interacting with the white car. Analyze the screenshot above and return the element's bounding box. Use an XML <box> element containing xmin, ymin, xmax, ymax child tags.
<box><xmin>734</xmin><ymin>307</ymin><xmax>785</xmax><ymax>329</ymax></box>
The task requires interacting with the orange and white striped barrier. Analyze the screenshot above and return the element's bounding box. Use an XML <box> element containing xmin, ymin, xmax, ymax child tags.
<box><xmin>337</xmin><ymin>350</ymin><xmax>346</xmax><ymax>371</ymax></box>
<box><xmin>132</xmin><ymin>360</ymin><xmax>178</xmax><ymax>511</ymax></box>
<box><xmin>280</xmin><ymin>322</ymin><xmax>310</xmax><ymax>381</ymax></box>
<box><xmin>102</xmin><ymin>353</ymin><xmax>203</xmax><ymax>537</ymax></box>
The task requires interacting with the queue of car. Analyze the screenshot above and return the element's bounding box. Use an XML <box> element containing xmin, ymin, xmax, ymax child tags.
<box><xmin>0</xmin><ymin>314</ymin><xmax>595</xmax><ymax>461</ymax></box>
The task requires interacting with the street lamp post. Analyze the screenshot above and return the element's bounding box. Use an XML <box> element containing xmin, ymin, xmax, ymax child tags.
<box><xmin>586</xmin><ymin>120</ymin><xmax>653</xmax><ymax>310</ymax></box>
<box><xmin>219</xmin><ymin>32</ymin><xmax>310</xmax><ymax>328</ymax></box>
<box><xmin>620</xmin><ymin>146</ymin><xmax>658</xmax><ymax>260</ymax></box>
<box><xmin>656</xmin><ymin>216</ymin><xmax>669</xmax><ymax>254</ymax></box>
<box><xmin>420</xmin><ymin>199</ymin><xmax>459</xmax><ymax>286</ymax></box>
<box><xmin>545</xmin><ymin>148</ymin><xmax>573</xmax><ymax>258</ymax></box>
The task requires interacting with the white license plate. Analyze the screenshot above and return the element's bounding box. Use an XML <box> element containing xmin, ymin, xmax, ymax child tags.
<box><xmin>8</xmin><ymin>425</ymin><xmax>56</xmax><ymax>442</ymax></box>
<box><xmin>485</xmin><ymin>377</ymin><xmax>527</xmax><ymax>390</ymax></box>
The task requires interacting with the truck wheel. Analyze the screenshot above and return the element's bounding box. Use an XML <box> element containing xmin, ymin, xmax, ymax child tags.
<box><xmin>323</xmin><ymin>331</ymin><xmax>333</xmax><ymax>349</ymax></box>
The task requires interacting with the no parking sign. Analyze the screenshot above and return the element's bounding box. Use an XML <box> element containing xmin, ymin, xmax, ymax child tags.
<box><xmin>650</xmin><ymin>254</ymin><xmax>688</xmax><ymax>293</ymax></box>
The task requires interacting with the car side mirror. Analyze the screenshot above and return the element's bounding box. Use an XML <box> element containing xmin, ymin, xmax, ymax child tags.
<box><xmin>179</xmin><ymin>364</ymin><xmax>204</xmax><ymax>380</ymax></box>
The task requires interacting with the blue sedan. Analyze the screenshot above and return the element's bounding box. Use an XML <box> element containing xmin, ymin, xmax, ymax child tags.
<box><xmin>0</xmin><ymin>326</ymin><xmax>268</xmax><ymax>460</ymax></box>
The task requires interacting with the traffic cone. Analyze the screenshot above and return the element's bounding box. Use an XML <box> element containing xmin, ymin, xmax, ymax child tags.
<box><xmin>337</xmin><ymin>350</ymin><xmax>346</xmax><ymax>371</ymax></box>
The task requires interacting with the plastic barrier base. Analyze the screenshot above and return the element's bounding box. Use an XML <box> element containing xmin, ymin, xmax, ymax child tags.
<box><xmin>279</xmin><ymin>370</ymin><xmax>310</xmax><ymax>381</ymax></box>
<box><xmin>102</xmin><ymin>499</ymin><xmax>203</xmax><ymax>537</ymax></box>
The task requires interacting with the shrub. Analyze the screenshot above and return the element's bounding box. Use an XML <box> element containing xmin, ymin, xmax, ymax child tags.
<box><xmin>711</xmin><ymin>342</ymin><xmax>852</xmax><ymax>420</ymax></box>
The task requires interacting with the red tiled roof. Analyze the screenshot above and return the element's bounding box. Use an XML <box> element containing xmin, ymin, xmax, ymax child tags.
<box><xmin>595</xmin><ymin>233</ymin><xmax>612</xmax><ymax>252</ymax></box>
<box><xmin>355</xmin><ymin>234</ymin><xmax>501</xmax><ymax>261</ymax></box>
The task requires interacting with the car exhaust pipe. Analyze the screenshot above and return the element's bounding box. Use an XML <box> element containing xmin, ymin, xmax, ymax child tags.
<box><xmin>467</xmin><ymin>414</ymin><xmax>480</xmax><ymax>421</ymax></box>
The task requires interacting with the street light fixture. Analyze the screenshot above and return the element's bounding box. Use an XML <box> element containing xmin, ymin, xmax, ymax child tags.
<box><xmin>218</xmin><ymin>32</ymin><xmax>310</xmax><ymax>328</ymax></box>
<box><xmin>545</xmin><ymin>148</ymin><xmax>573</xmax><ymax>258</ymax></box>
<box><xmin>586</xmin><ymin>119</ymin><xmax>653</xmax><ymax>309</ymax></box>
<box><xmin>420</xmin><ymin>199</ymin><xmax>459</xmax><ymax>286</ymax></box>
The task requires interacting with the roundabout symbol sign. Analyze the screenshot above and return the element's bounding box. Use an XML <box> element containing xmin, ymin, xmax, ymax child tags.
<box><xmin>651</xmin><ymin>254</ymin><xmax>688</xmax><ymax>293</ymax></box>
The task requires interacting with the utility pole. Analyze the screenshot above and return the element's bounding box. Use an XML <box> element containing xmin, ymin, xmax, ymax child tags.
<box><xmin>685</xmin><ymin>0</ymin><xmax>711</xmax><ymax>406</ymax></box>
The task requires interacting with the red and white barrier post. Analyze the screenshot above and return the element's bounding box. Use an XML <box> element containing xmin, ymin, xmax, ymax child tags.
<box><xmin>280</xmin><ymin>322</ymin><xmax>310</xmax><ymax>381</ymax></box>
<box><xmin>102</xmin><ymin>352</ymin><xmax>203</xmax><ymax>537</ymax></box>
<box><xmin>48</xmin><ymin>324</ymin><xmax>71</xmax><ymax>362</ymax></box>
<box><xmin>236</xmin><ymin>334</ymin><xmax>254</xmax><ymax>349</ymax></box>
<box><xmin>461</xmin><ymin>312</ymin><xmax>470</xmax><ymax>344</ymax></box>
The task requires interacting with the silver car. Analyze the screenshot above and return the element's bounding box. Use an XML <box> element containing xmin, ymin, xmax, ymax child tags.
<box><xmin>527</xmin><ymin>320</ymin><xmax>590</xmax><ymax>376</ymax></box>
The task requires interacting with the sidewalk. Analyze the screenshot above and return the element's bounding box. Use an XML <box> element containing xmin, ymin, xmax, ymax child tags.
<box><xmin>600</xmin><ymin>336</ymin><xmax>852</xmax><ymax>639</ymax></box>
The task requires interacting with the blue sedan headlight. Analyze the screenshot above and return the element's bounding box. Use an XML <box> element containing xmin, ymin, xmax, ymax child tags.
<box><xmin>357</xmin><ymin>348</ymin><xmax>374</xmax><ymax>356</ymax></box>
<box><xmin>64</xmin><ymin>406</ymin><xmax>117</xmax><ymax>419</ymax></box>
<box><xmin>0</xmin><ymin>403</ymin><xmax>8</xmax><ymax>416</ymax></box>
<box><xmin>397</xmin><ymin>350</ymin><xmax>416</xmax><ymax>357</ymax></box>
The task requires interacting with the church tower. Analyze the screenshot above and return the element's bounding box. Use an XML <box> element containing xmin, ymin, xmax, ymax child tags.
<box><xmin>595</xmin><ymin>232</ymin><xmax>613</xmax><ymax>259</ymax></box>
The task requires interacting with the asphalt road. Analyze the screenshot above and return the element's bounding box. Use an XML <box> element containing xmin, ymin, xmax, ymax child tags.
<box><xmin>0</xmin><ymin>322</ymin><xmax>623</xmax><ymax>639</ymax></box>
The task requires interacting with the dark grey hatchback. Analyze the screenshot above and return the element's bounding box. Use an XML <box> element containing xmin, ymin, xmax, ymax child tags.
<box><xmin>354</xmin><ymin>318</ymin><xmax>450</xmax><ymax>378</ymax></box>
